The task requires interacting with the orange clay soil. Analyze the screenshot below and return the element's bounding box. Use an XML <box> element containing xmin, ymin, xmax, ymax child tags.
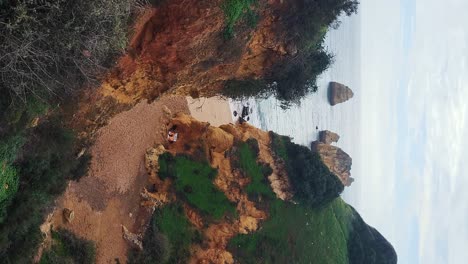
<box><xmin>142</xmin><ymin>113</ymin><xmax>293</xmax><ymax>263</ymax></box>
<box><xmin>98</xmin><ymin>0</ymin><xmax>295</xmax><ymax>104</ymax></box>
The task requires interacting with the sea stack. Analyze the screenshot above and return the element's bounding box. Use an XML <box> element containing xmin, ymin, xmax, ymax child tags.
<box><xmin>319</xmin><ymin>130</ymin><xmax>340</xmax><ymax>145</ymax></box>
<box><xmin>311</xmin><ymin>133</ymin><xmax>353</xmax><ymax>187</ymax></box>
<box><xmin>328</xmin><ymin>82</ymin><xmax>354</xmax><ymax>106</ymax></box>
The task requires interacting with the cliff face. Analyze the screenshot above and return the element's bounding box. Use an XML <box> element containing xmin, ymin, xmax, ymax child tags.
<box><xmin>311</xmin><ymin>140</ymin><xmax>353</xmax><ymax>187</ymax></box>
<box><xmin>100</xmin><ymin>0</ymin><xmax>295</xmax><ymax>104</ymax></box>
<box><xmin>328</xmin><ymin>82</ymin><xmax>354</xmax><ymax>106</ymax></box>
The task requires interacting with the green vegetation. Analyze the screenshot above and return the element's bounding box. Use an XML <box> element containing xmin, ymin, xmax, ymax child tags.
<box><xmin>129</xmin><ymin>203</ymin><xmax>197</xmax><ymax>264</ymax></box>
<box><xmin>0</xmin><ymin>0</ymin><xmax>135</xmax><ymax>261</ymax></box>
<box><xmin>228</xmin><ymin>136</ymin><xmax>353</xmax><ymax>263</ymax></box>
<box><xmin>347</xmin><ymin>207</ymin><xmax>398</xmax><ymax>264</ymax></box>
<box><xmin>40</xmin><ymin>229</ymin><xmax>96</xmax><ymax>264</ymax></box>
<box><xmin>0</xmin><ymin>117</ymin><xmax>91</xmax><ymax>263</ymax></box>
<box><xmin>221</xmin><ymin>0</ymin><xmax>359</xmax><ymax>107</ymax></box>
<box><xmin>236</xmin><ymin>139</ymin><xmax>275</xmax><ymax>198</ymax></box>
<box><xmin>0</xmin><ymin>135</ymin><xmax>24</xmax><ymax>219</ymax></box>
<box><xmin>229</xmin><ymin>198</ymin><xmax>353</xmax><ymax>263</ymax></box>
<box><xmin>158</xmin><ymin>154</ymin><xmax>236</xmax><ymax>220</ymax></box>
<box><xmin>222</xmin><ymin>0</ymin><xmax>258</xmax><ymax>39</ymax></box>
<box><xmin>270</xmin><ymin>132</ymin><xmax>344</xmax><ymax>207</ymax></box>
<box><xmin>0</xmin><ymin>0</ymin><xmax>134</xmax><ymax>101</ymax></box>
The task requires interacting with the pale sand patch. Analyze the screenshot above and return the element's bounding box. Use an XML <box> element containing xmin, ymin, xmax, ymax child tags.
<box><xmin>186</xmin><ymin>97</ymin><xmax>234</xmax><ymax>127</ymax></box>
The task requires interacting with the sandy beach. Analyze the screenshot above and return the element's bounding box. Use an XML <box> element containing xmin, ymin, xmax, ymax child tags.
<box><xmin>186</xmin><ymin>96</ymin><xmax>234</xmax><ymax>127</ymax></box>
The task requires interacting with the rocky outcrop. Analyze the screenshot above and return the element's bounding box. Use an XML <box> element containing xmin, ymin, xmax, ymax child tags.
<box><xmin>62</xmin><ymin>208</ymin><xmax>75</xmax><ymax>223</ymax></box>
<box><xmin>122</xmin><ymin>225</ymin><xmax>143</xmax><ymax>251</ymax></box>
<box><xmin>319</xmin><ymin>130</ymin><xmax>340</xmax><ymax>145</ymax></box>
<box><xmin>328</xmin><ymin>82</ymin><xmax>354</xmax><ymax>106</ymax></box>
<box><xmin>311</xmin><ymin>141</ymin><xmax>353</xmax><ymax>187</ymax></box>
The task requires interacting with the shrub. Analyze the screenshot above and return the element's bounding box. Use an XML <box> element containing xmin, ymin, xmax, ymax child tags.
<box><xmin>0</xmin><ymin>117</ymin><xmax>91</xmax><ymax>262</ymax></box>
<box><xmin>0</xmin><ymin>134</ymin><xmax>26</xmax><ymax>223</ymax></box>
<box><xmin>40</xmin><ymin>229</ymin><xmax>96</xmax><ymax>264</ymax></box>
<box><xmin>222</xmin><ymin>79</ymin><xmax>269</xmax><ymax>101</ymax></box>
<box><xmin>222</xmin><ymin>0</ymin><xmax>258</xmax><ymax>39</ymax></box>
<box><xmin>129</xmin><ymin>203</ymin><xmax>194</xmax><ymax>264</ymax></box>
<box><xmin>0</xmin><ymin>0</ymin><xmax>135</xmax><ymax>101</ymax></box>
<box><xmin>270</xmin><ymin>133</ymin><xmax>344</xmax><ymax>207</ymax></box>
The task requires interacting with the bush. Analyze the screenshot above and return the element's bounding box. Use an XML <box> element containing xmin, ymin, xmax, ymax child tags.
<box><xmin>0</xmin><ymin>117</ymin><xmax>91</xmax><ymax>263</ymax></box>
<box><xmin>270</xmin><ymin>133</ymin><xmax>344</xmax><ymax>207</ymax></box>
<box><xmin>0</xmin><ymin>134</ymin><xmax>26</xmax><ymax>223</ymax></box>
<box><xmin>347</xmin><ymin>207</ymin><xmax>398</xmax><ymax>264</ymax></box>
<box><xmin>222</xmin><ymin>79</ymin><xmax>269</xmax><ymax>101</ymax></box>
<box><xmin>222</xmin><ymin>0</ymin><xmax>258</xmax><ymax>39</ymax></box>
<box><xmin>40</xmin><ymin>229</ymin><xmax>96</xmax><ymax>264</ymax></box>
<box><xmin>0</xmin><ymin>0</ymin><xmax>135</xmax><ymax>100</ymax></box>
<box><xmin>129</xmin><ymin>203</ymin><xmax>195</xmax><ymax>264</ymax></box>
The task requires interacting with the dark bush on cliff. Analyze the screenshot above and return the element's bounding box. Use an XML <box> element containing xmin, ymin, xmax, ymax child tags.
<box><xmin>270</xmin><ymin>132</ymin><xmax>344</xmax><ymax>207</ymax></box>
<box><xmin>40</xmin><ymin>229</ymin><xmax>96</xmax><ymax>264</ymax></box>
<box><xmin>0</xmin><ymin>0</ymin><xmax>134</xmax><ymax>102</ymax></box>
<box><xmin>0</xmin><ymin>117</ymin><xmax>90</xmax><ymax>262</ymax></box>
<box><xmin>348</xmin><ymin>207</ymin><xmax>398</xmax><ymax>264</ymax></box>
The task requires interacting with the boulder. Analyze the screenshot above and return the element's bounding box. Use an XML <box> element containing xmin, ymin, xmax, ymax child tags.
<box><xmin>328</xmin><ymin>82</ymin><xmax>354</xmax><ymax>106</ymax></box>
<box><xmin>319</xmin><ymin>130</ymin><xmax>340</xmax><ymax>145</ymax></box>
<box><xmin>311</xmin><ymin>141</ymin><xmax>353</xmax><ymax>186</ymax></box>
<box><xmin>63</xmin><ymin>208</ymin><xmax>75</xmax><ymax>223</ymax></box>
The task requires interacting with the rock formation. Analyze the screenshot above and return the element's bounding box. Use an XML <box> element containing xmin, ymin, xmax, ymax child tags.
<box><xmin>62</xmin><ymin>208</ymin><xmax>74</xmax><ymax>223</ymax></box>
<box><xmin>122</xmin><ymin>225</ymin><xmax>143</xmax><ymax>251</ymax></box>
<box><xmin>311</xmin><ymin>139</ymin><xmax>353</xmax><ymax>187</ymax></box>
<box><xmin>328</xmin><ymin>82</ymin><xmax>354</xmax><ymax>106</ymax></box>
<box><xmin>319</xmin><ymin>130</ymin><xmax>340</xmax><ymax>145</ymax></box>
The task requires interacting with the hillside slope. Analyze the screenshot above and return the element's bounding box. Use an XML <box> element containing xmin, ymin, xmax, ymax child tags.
<box><xmin>128</xmin><ymin>114</ymin><xmax>397</xmax><ymax>264</ymax></box>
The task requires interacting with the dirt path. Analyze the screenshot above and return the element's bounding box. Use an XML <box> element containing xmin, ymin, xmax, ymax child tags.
<box><xmin>51</xmin><ymin>96</ymin><xmax>189</xmax><ymax>264</ymax></box>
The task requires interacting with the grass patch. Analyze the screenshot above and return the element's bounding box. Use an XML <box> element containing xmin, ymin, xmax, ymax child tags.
<box><xmin>129</xmin><ymin>203</ymin><xmax>197</xmax><ymax>264</ymax></box>
<box><xmin>237</xmin><ymin>140</ymin><xmax>275</xmax><ymax>199</ymax></box>
<box><xmin>159</xmin><ymin>154</ymin><xmax>236</xmax><ymax>220</ymax></box>
<box><xmin>228</xmin><ymin>198</ymin><xmax>353</xmax><ymax>264</ymax></box>
<box><xmin>269</xmin><ymin>132</ymin><xmax>288</xmax><ymax>162</ymax></box>
<box><xmin>40</xmin><ymin>229</ymin><xmax>96</xmax><ymax>264</ymax></box>
<box><xmin>222</xmin><ymin>0</ymin><xmax>258</xmax><ymax>39</ymax></box>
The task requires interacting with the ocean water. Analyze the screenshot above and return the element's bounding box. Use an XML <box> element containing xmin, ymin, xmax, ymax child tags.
<box><xmin>229</xmin><ymin>14</ymin><xmax>361</xmax><ymax>198</ymax></box>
